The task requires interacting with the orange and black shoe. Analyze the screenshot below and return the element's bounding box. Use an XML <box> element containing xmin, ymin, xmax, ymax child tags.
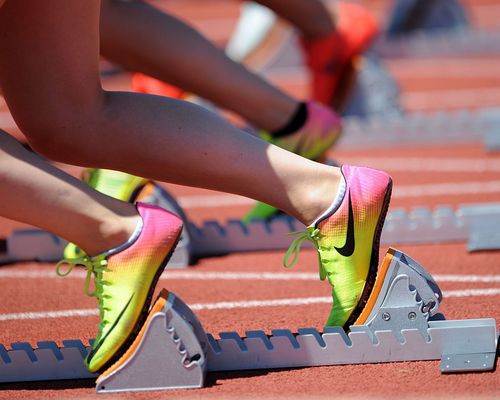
<box><xmin>301</xmin><ymin>2</ymin><xmax>379</xmax><ymax>109</ymax></box>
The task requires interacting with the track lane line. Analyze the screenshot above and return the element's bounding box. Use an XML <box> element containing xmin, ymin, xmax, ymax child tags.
<box><xmin>1</xmin><ymin>270</ymin><xmax>499</xmax><ymax>283</ymax></box>
<box><xmin>1</xmin><ymin>288</ymin><xmax>499</xmax><ymax>321</ymax></box>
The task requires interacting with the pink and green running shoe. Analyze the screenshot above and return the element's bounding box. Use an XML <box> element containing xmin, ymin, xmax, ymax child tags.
<box><xmin>243</xmin><ymin>101</ymin><xmax>342</xmax><ymax>223</ymax></box>
<box><xmin>56</xmin><ymin>202</ymin><xmax>183</xmax><ymax>372</ymax></box>
<box><xmin>284</xmin><ymin>165</ymin><xmax>392</xmax><ymax>328</ymax></box>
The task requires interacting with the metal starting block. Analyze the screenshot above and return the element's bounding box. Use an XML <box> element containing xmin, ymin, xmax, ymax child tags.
<box><xmin>2</xmin><ymin>199</ymin><xmax>500</xmax><ymax>268</ymax></box>
<box><xmin>0</xmin><ymin>249</ymin><xmax>496</xmax><ymax>392</ymax></box>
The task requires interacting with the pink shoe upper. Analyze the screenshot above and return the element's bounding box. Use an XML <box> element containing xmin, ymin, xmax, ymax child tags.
<box><xmin>270</xmin><ymin>101</ymin><xmax>342</xmax><ymax>161</ymax></box>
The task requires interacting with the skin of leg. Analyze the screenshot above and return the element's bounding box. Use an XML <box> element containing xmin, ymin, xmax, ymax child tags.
<box><xmin>0</xmin><ymin>0</ymin><xmax>340</xmax><ymax>227</ymax></box>
<box><xmin>255</xmin><ymin>0</ymin><xmax>336</xmax><ymax>39</ymax></box>
<box><xmin>99</xmin><ymin>0</ymin><xmax>297</xmax><ymax>132</ymax></box>
<box><xmin>0</xmin><ymin>130</ymin><xmax>140</xmax><ymax>255</ymax></box>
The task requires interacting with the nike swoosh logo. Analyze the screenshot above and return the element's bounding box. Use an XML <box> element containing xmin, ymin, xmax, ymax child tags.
<box><xmin>87</xmin><ymin>293</ymin><xmax>135</xmax><ymax>361</ymax></box>
<box><xmin>334</xmin><ymin>191</ymin><xmax>355</xmax><ymax>257</ymax></box>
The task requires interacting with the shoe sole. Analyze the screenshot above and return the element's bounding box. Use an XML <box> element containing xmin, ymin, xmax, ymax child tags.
<box><xmin>93</xmin><ymin>228</ymin><xmax>183</xmax><ymax>373</ymax></box>
<box><xmin>343</xmin><ymin>178</ymin><xmax>393</xmax><ymax>329</ymax></box>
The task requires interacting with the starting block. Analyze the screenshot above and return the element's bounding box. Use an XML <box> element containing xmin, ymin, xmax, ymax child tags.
<box><xmin>2</xmin><ymin>184</ymin><xmax>500</xmax><ymax>268</ymax></box>
<box><xmin>0</xmin><ymin>249</ymin><xmax>496</xmax><ymax>392</ymax></box>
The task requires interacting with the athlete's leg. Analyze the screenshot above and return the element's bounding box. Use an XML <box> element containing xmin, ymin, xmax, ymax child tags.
<box><xmin>0</xmin><ymin>0</ymin><xmax>391</xmax><ymax>366</ymax></box>
<box><xmin>100</xmin><ymin>0</ymin><xmax>297</xmax><ymax>132</ymax></box>
<box><xmin>0</xmin><ymin>130</ymin><xmax>139</xmax><ymax>256</ymax></box>
<box><xmin>254</xmin><ymin>0</ymin><xmax>378</xmax><ymax>108</ymax></box>
<box><xmin>0</xmin><ymin>0</ymin><xmax>338</xmax><ymax>226</ymax></box>
<box><xmin>255</xmin><ymin>0</ymin><xmax>335</xmax><ymax>38</ymax></box>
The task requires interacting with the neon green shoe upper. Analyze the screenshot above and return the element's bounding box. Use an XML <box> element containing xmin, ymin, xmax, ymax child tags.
<box><xmin>82</xmin><ymin>168</ymin><xmax>149</xmax><ymax>202</ymax></box>
<box><xmin>57</xmin><ymin>203</ymin><xmax>183</xmax><ymax>373</ymax></box>
<box><xmin>63</xmin><ymin>169</ymin><xmax>149</xmax><ymax>259</ymax></box>
<box><xmin>284</xmin><ymin>165</ymin><xmax>392</xmax><ymax>329</ymax></box>
<box><xmin>242</xmin><ymin>202</ymin><xmax>282</xmax><ymax>224</ymax></box>
<box><xmin>244</xmin><ymin>101</ymin><xmax>341</xmax><ymax>223</ymax></box>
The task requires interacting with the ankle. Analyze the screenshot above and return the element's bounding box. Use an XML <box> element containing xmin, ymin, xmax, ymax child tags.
<box><xmin>296</xmin><ymin>165</ymin><xmax>342</xmax><ymax>226</ymax></box>
<box><xmin>86</xmin><ymin>214</ymin><xmax>142</xmax><ymax>256</ymax></box>
<box><xmin>270</xmin><ymin>102</ymin><xmax>308</xmax><ymax>138</ymax></box>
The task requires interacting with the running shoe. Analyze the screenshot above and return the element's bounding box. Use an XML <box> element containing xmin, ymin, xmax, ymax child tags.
<box><xmin>82</xmin><ymin>168</ymin><xmax>149</xmax><ymax>203</ymax></box>
<box><xmin>56</xmin><ymin>203</ymin><xmax>183</xmax><ymax>373</ymax></box>
<box><xmin>284</xmin><ymin>165</ymin><xmax>392</xmax><ymax>328</ymax></box>
<box><xmin>63</xmin><ymin>169</ymin><xmax>149</xmax><ymax>259</ymax></box>
<box><xmin>301</xmin><ymin>2</ymin><xmax>379</xmax><ymax>107</ymax></box>
<box><xmin>132</xmin><ymin>73</ymin><xmax>185</xmax><ymax>99</ymax></box>
<box><xmin>243</xmin><ymin>101</ymin><xmax>341</xmax><ymax>223</ymax></box>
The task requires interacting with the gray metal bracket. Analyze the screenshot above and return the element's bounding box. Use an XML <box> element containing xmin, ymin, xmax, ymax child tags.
<box><xmin>0</xmin><ymin>249</ymin><xmax>496</xmax><ymax>391</ymax></box>
<box><xmin>95</xmin><ymin>290</ymin><xmax>208</xmax><ymax>393</ymax></box>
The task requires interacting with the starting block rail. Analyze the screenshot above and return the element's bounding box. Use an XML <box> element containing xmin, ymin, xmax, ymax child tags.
<box><xmin>2</xmin><ymin>201</ymin><xmax>500</xmax><ymax>268</ymax></box>
<box><xmin>0</xmin><ymin>249</ymin><xmax>497</xmax><ymax>393</ymax></box>
<box><xmin>375</xmin><ymin>30</ymin><xmax>500</xmax><ymax>58</ymax></box>
<box><xmin>190</xmin><ymin>202</ymin><xmax>500</xmax><ymax>257</ymax></box>
<box><xmin>339</xmin><ymin>108</ymin><xmax>500</xmax><ymax>151</ymax></box>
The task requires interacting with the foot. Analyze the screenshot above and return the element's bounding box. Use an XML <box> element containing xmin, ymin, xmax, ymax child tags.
<box><xmin>63</xmin><ymin>169</ymin><xmax>150</xmax><ymax>259</ymax></box>
<box><xmin>57</xmin><ymin>202</ymin><xmax>183</xmax><ymax>372</ymax></box>
<box><xmin>244</xmin><ymin>101</ymin><xmax>341</xmax><ymax>223</ymax></box>
<box><xmin>284</xmin><ymin>165</ymin><xmax>392</xmax><ymax>328</ymax></box>
<box><xmin>301</xmin><ymin>2</ymin><xmax>379</xmax><ymax>106</ymax></box>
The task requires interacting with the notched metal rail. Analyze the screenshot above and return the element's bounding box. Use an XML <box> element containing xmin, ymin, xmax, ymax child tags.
<box><xmin>0</xmin><ymin>249</ymin><xmax>497</xmax><ymax>392</ymax></box>
<box><xmin>2</xmin><ymin>202</ymin><xmax>499</xmax><ymax>268</ymax></box>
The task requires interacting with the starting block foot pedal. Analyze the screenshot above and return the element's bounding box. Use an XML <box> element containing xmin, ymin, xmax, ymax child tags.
<box><xmin>96</xmin><ymin>289</ymin><xmax>207</xmax><ymax>394</ymax></box>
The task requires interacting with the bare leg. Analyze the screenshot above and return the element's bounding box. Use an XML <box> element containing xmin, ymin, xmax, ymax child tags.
<box><xmin>0</xmin><ymin>0</ymin><xmax>340</xmax><ymax>229</ymax></box>
<box><xmin>0</xmin><ymin>130</ymin><xmax>139</xmax><ymax>255</ymax></box>
<box><xmin>255</xmin><ymin>0</ymin><xmax>336</xmax><ymax>39</ymax></box>
<box><xmin>100</xmin><ymin>0</ymin><xmax>298</xmax><ymax>132</ymax></box>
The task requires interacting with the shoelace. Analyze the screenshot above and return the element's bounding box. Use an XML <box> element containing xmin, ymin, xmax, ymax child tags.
<box><xmin>56</xmin><ymin>255</ymin><xmax>111</xmax><ymax>338</ymax></box>
<box><xmin>283</xmin><ymin>227</ymin><xmax>327</xmax><ymax>280</ymax></box>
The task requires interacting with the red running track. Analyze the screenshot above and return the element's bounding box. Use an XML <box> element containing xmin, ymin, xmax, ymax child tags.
<box><xmin>0</xmin><ymin>0</ymin><xmax>499</xmax><ymax>399</ymax></box>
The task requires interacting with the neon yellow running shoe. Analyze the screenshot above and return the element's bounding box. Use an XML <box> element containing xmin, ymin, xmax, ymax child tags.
<box><xmin>284</xmin><ymin>165</ymin><xmax>392</xmax><ymax>328</ymax></box>
<box><xmin>63</xmin><ymin>169</ymin><xmax>149</xmax><ymax>259</ymax></box>
<box><xmin>57</xmin><ymin>203</ymin><xmax>183</xmax><ymax>372</ymax></box>
<box><xmin>244</xmin><ymin>101</ymin><xmax>341</xmax><ymax>223</ymax></box>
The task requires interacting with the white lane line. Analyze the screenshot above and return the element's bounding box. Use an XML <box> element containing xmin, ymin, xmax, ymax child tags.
<box><xmin>0</xmin><ymin>309</ymin><xmax>98</xmax><ymax>321</ymax></box>
<box><xmin>342</xmin><ymin>158</ymin><xmax>500</xmax><ymax>173</ymax></box>
<box><xmin>1</xmin><ymin>288</ymin><xmax>499</xmax><ymax>322</ymax></box>
<box><xmin>174</xmin><ymin>181</ymin><xmax>500</xmax><ymax>209</ymax></box>
<box><xmin>1</xmin><ymin>270</ymin><xmax>500</xmax><ymax>283</ymax></box>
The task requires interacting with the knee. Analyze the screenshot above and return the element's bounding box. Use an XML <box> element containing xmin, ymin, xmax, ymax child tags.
<box><xmin>13</xmin><ymin>91</ymin><xmax>106</xmax><ymax>162</ymax></box>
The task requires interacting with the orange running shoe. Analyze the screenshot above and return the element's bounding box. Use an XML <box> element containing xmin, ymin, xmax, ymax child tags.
<box><xmin>131</xmin><ymin>73</ymin><xmax>185</xmax><ymax>99</ymax></box>
<box><xmin>301</xmin><ymin>2</ymin><xmax>379</xmax><ymax>106</ymax></box>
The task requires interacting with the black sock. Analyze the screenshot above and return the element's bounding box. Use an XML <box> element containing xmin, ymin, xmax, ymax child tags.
<box><xmin>270</xmin><ymin>102</ymin><xmax>308</xmax><ymax>138</ymax></box>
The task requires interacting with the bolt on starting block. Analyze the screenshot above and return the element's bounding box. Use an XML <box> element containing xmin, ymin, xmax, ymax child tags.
<box><xmin>1</xmin><ymin>249</ymin><xmax>496</xmax><ymax>393</ymax></box>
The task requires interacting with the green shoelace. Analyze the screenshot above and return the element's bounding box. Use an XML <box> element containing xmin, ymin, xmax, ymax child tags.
<box><xmin>283</xmin><ymin>227</ymin><xmax>327</xmax><ymax>280</ymax></box>
<box><xmin>56</xmin><ymin>256</ymin><xmax>111</xmax><ymax>338</ymax></box>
